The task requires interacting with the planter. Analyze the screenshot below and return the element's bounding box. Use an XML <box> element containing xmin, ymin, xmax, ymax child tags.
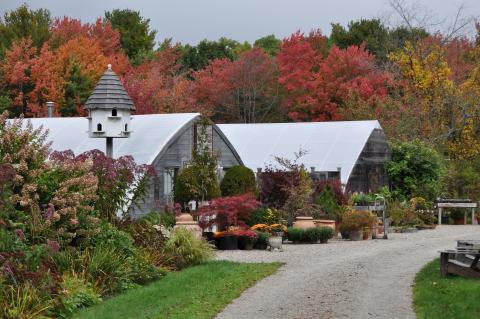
<box><xmin>268</xmin><ymin>235</ymin><xmax>283</xmax><ymax>251</ymax></box>
<box><xmin>314</xmin><ymin>219</ymin><xmax>336</xmax><ymax>230</ymax></box>
<box><xmin>476</xmin><ymin>215</ymin><xmax>480</xmax><ymax>225</ymax></box>
<box><xmin>254</xmin><ymin>242</ymin><xmax>268</xmax><ymax>250</ymax></box>
<box><xmin>216</xmin><ymin>235</ymin><xmax>238</xmax><ymax>250</ymax></box>
<box><xmin>349</xmin><ymin>230</ymin><xmax>362</xmax><ymax>241</ymax></box>
<box><xmin>293</xmin><ymin>216</ymin><xmax>316</xmax><ymax>229</ymax></box>
<box><xmin>203</xmin><ymin>231</ymin><xmax>215</xmax><ymax>242</ymax></box>
<box><xmin>341</xmin><ymin>230</ymin><xmax>350</xmax><ymax>240</ymax></box>
<box><xmin>453</xmin><ymin>219</ymin><xmax>465</xmax><ymax>225</ymax></box>
<box><xmin>174</xmin><ymin>213</ymin><xmax>202</xmax><ymax>238</ymax></box>
<box><xmin>362</xmin><ymin>228</ymin><xmax>371</xmax><ymax>240</ymax></box>
<box><xmin>238</xmin><ymin>236</ymin><xmax>255</xmax><ymax>250</ymax></box>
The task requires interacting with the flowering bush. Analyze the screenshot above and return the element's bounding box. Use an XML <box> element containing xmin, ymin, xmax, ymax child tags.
<box><xmin>197</xmin><ymin>193</ymin><xmax>259</xmax><ymax>230</ymax></box>
<box><xmin>250</xmin><ymin>224</ymin><xmax>271</xmax><ymax>233</ymax></box>
<box><xmin>339</xmin><ymin>211</ymin><xmax>376</xmax><ymax>232</ymax></box>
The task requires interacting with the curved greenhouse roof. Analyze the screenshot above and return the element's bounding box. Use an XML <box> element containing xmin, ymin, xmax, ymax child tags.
<box><xmin>27</xmin><ymin>113</ymin><xmax>200</xmax><ymax>165</ymax></box>
<box><xmin>217</xmin><ymin>120</ymin><xmax>383</xmax><ymax>184</ymax></box>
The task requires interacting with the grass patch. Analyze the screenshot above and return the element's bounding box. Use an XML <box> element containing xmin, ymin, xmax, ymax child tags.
<box><xmin>414</xmin><ymin>258</ymin><xmax>480</xmax><ymax>319</ymax></box>
<box><xmin>74</xmin><ymin>260</ymin><xmax>282</xmax><ymax>319</ymax></box>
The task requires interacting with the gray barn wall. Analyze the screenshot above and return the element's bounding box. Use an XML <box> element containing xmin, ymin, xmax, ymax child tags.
<box><xmin>346</xmin><ymin>129</ymin><xmax>391</xmax><ymax>194</ymax></box>
<box><xmin>130</xmin><ymin>121</ymin><xmax>241</xmax><ymax>218</ymax></box>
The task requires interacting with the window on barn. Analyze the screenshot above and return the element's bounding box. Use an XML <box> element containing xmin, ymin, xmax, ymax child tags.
<box><xmin>97</xmin><ymin>123</ymin><xmax>102</xmax><ymax>131</ymax></box>
<box><xmin>163</xmin><ymin>167</ymin><xmax>178</xmax><ymax>204</ymax></box>
<box><xmin>112</xmin><ymin>108</ymin><xmax>117</xmax><ymax>116</ymax></box>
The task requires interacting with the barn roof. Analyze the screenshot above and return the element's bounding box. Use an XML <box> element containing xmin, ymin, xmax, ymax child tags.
<box><xmin>217</xmin><ymin>120</ymin><xmax>383</xmax><ymax>184</ymax></box>
<box><xmin>85</xmin><ymin>65</ymin><xmax>135</xmax><ymax>111</ymax></box>
<box><xmin>27</xmin><ymin>113</ymin><xmax>200</xmax><ymax>165</ymax></box>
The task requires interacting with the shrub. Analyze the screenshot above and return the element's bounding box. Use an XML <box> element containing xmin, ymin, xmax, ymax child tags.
<box><xmin>389</xmin><ymin>201</ymin><xmax>417</xmax><ymax>226</ymax></box>
<box><xmin>197</xmin><ymin>193</ymin><xmax>259</xmax><ymax>230</ymax></box>
<box><xmin>86</xmin><ymin>222</ymin><xmax>136</xmax><ymax>256</ymax></box>
<box><xmin>162</xmin><ymin>228</ymin><xmax>214</xmax><ymax>270</ymax></box>
<box><xmin>339</xmin><ymin>211</ymin><xmax>376</xmax><ymax>233</ymax></box>
<box><xmin>313</xmin><ymin>180</ymin><xmax>347</xmax><ymax>205</ymax></box>
<box><xmin>56</xmin><ymin>272</ymin><xmax>102</xmax><ymax>318</ymax></box>
<box><xmin>317</xmin><ymin>227</ymin><xmax>335</xmax><ymax>243</ymax></box>
<box><xmin>0</xmin><ymin>282</ymin><xmax>54</xmax><ymax>319</ymax></box>
<box><xmin>254</xmin><ymin>231</ymin><xmax>270</xmax><ymax>249</ymax></box>
<box><xmin>220</xmin><ymin>165</ymin><xmax>257</xmax><ymax>196</ymax></box>
<box><xmin>304</xmin><ymin>227</ymin><xmax>322</xmax><ymax>243</ymax></box>
<box><xmin>247</xmin><ymin>208</ymin><xmax>268</xmax><ymax>226</ymax></box>
<box><xmin>140</xmin><ymin>211</ymin><xmax>176</xmax><ymax>228</ymax></box>
<box><xmin>287</xmin><ymin>227</ymin><xmax>304</xmax><ymax>243</ymax></box>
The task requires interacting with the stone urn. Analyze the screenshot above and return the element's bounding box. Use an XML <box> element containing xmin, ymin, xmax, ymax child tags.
<box><xmin>293</xmin><ymin>216</ymin><xmax>316</xmax><ymax>229</ymax></box>
<box><xmin>349</xmin><ymin>230</ymin><xmax>362</xmax><ymax>241</ymax></box>
<box><xmin>173</xmin><ymin>213</ymin><xmax>202</xmax><ymax>239</ymax></box>
<box><xmin>268</xmin><ymin>234</ymin><xmax>283</xmax><ymax>252</ymax></box>
<box><xmin>314</xmin><ymin>219</ymin><xmax>336</xmax><ymax>230</ymax></box>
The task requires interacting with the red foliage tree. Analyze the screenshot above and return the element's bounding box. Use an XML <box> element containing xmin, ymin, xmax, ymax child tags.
<box><xmin>197</xmin><ymin>193</ymin><xmax>259</xmax><ymax>230</ymax></box>
<box><xmin>276</xmin><ymin>31</ymin><xmax>392</xmax><ymax>122</ymax></box>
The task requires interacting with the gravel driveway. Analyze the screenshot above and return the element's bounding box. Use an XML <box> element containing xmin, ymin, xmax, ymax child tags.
<box><xmin>215</xmin><ymin>225</ymin><xmax>480</xmax><ymax>319</ymax></box>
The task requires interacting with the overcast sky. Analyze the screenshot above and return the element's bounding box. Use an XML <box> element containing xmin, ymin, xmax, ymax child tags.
<box><xmin>1</xmin><ymin>0</ymin><xmax>479</xmax><ymax>45</ymax></box>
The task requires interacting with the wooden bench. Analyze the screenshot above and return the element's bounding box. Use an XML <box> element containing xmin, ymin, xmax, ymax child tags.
<box><xmin>439</xmin><ymin>249</ymin><xmax>480</xmax><ymax>279</ymax></box>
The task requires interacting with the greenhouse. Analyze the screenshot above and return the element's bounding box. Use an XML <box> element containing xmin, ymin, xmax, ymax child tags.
<box><xmin>218</xmin><ymin>120</ymin><xmax>391</xmax><ymax>193</ymax></box>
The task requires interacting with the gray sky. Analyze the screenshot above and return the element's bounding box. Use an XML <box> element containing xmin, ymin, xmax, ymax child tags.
<box><xmin>1</xmin><ymin>0</ymin><xmax>479</xmax><ymax>45</ymax></box>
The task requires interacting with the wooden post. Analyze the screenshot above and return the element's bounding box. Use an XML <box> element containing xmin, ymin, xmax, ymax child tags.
<box><xmin>464</xmin><ymin>210</ymin><xmax>467</xmax><ymax>225</ymax></box>
<box><xmin>106</xmin><ymin>137</ymin><xmax>113</xmax><ymax>158</ymax></box>
<box><xmin>473</xmin><ymin>208</ymin><xmax>477</xmax><ymax>225</ymax></box>
<box><xmin>440</xmin><ymin>252</ymin><xmax>449</xmax><ymax>277</ymax></box>
<box><xmin>438</xmin><ymin>207</ymin><xmax>442</xmax><ymax>225</ymax></box>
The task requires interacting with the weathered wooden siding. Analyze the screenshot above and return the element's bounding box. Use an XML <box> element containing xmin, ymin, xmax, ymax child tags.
<box><xmin>129</xmin><ymin>121</ymin><xmax>241</xmax><ymax>218</ymax></box>
<box><xmin>346</xmin><ymin>129</ymin><xmax>391</xmax><ymax>194</ymax></box>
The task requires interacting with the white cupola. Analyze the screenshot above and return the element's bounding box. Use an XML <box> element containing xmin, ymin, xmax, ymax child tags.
<box><xmin>85</xmin><ymin>64</ymin><xmax>135</xmax><ymax>139</ymax></box>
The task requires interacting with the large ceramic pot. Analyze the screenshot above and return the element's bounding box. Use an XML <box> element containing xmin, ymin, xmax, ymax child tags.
<box><xmin>174</xmin><ymin>213</ymin><xmax>202</xmax><ymax>238</ymax></box>
<box><xmin>314</xmin><ymin>219</ymin><xmax>336</xmax><ymax>230</ymax></box>
<box><xmin>293</xmin><ymin>216</ymin><xmax>316</xmax><ymax>229</ymax></box>
<box><xmin>454</xmin><ymin>218</ymin><xmax>465</xmax><ymax>225</ymax></box>
<box><xmin>349</xmin><ymin>230</ymin><xmax>362</xmax><ymax>241</ymax></box>
<box><xmin>268</xmin><ymin>235</ymin><xmax>283</xmax><ymax>252</ymax></box>
<box><xmin>216</xmin><ymin>235</ymin><xmax>238</xmax><ymax>250</ymax></box>
<box><xmin>362</xmin><ymin>228</ymin><xmax>371</xmax><ymax>240</ymax></box>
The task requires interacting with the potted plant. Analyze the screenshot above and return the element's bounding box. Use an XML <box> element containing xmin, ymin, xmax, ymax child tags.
<box><xmin>339</xmin><ymin>211</ymin><xmax>376</xmax><ymax>241</ymax></box>
<box><xmin>235</xmin><ymin>229</ymin><xmax>258</xmax><ymax>250</ymax></box>
<box><xmin>254</xmin><ymin>231</ymin><xmax>269</xmax><ymax>249</ymax></box>
<box><xmin>450</xmin><ymin>209</ymin><xmax>465</xmax><ymax>225</ymax></box>
<box><xmin>318</xmin><ymin>226</ymin><xmax>334</xmax><ymax>243</ymax></box>
<box><xmin>214</xmin><ymin>231</ymin><xmax>238</xmax><ymax>250</ymax></box>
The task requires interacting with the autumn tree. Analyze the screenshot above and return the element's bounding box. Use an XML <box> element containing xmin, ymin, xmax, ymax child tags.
<box><xmin>179</xmin><ymin>38</ymin><xmax>239</xmax><ymax>71</ymax></box>
<box><xmin>254</xmin><ymin>34</ymin><xmax>281</xmax><ymax>57</ymax></box>
<box><xmin>0</xmin><ymin>4</ymin><xmax>51</xmax><ymax>56</ymax></box>
<box><xmin>105</xmin><ymin>9</ymin><xmax>157</xmax><ymax>64</ymax></box>
<box><xmin>192</xmin><ymin>48</ymin><xmax>281</xmax><ymax>123</ymax></box>
<box><xmin>276</xmin><ymin>31</ymin><xmax>392</xmax><ymax>122</ymax></box>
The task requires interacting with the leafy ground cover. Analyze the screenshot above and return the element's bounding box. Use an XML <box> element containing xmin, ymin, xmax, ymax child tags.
<box><xmin>414</xmin><ymin>259</ymin><xmax>480</xmax><ymax>319</ymax></box>
<box><xmin>74</xmin><ymin>261</ymin><xmax>282</xmax><ymax>319</ymax></box>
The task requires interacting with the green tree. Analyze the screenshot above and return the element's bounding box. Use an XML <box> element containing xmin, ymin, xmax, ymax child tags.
<box><xmin>330</xmin><ymin>19</ymin><xmax>390</xmax><ymax>61</ymax></box>
<box><xmin>254</xmin><ymin>34</ymin><xmax>281</xmax><ymax>57</ymax></box>
<box><xmin>386</xmin><ymin>140</ymin><xmax>443</xmax><ymax>201</ymax></box>
<box><xmin>179</xmin><ymin>37</ymin><xmax>239</xmax><ymax>71</ymax></box>
<box><xmin>104</xmin><ymin>9</ymin><xmax>157</xmax><ymax>64</ymax></box>
<box><xmin>0</xmin><ymin>4</ymin><xmax>51</xmax><ymax>56</ymax></box>
<box><xmin>62</xmin><ymin>64</ymin><xmax>93</xmax><ymax>116</ymax></box>
<box><xmin>388</xmin><ymin>26</ymin><xmax>429</xmax><ymax>50</ymax></box>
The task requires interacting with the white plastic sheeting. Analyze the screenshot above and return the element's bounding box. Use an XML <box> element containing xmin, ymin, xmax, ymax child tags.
<box><xmin>217</xmin><ymin>120</ymin><xmax>382</xmax><ymax>184</ymax></box>
<box><xmin>26</xmin><ymin>113</ymin><xmax>200</xmax><ymax>164</ymax></box>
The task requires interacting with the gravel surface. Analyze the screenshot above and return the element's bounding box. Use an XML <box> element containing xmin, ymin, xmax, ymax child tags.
<box><xmin>215</xmin><ymin>225</ymin><xmax>480</xmax><ymax>319</ymax></box>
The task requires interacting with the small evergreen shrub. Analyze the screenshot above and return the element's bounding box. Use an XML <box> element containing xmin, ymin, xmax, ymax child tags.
<box><xmin>247</xmin><ymin>208</ymin><xmax>268</xmax><ymax>226</ymax></box>
<box><xmin>220</xmin><ymin>165</ymin><xmax>257</xmax><ymax>196</ymax></box>
<box><xmin>287</xmin><ymin>227</ymin><xmax>304</xmax><ymax>243</ymax></box>
<box><xmin>141</xmin><ymin>211</ymin><xmax>176</xmax><ymax>228</ymax></box>
<box><xmin>304</xmin><ymin>227</ymin><xmax>322</xmax><ymax>243</ymax></box>
<box><xmin>254</xmin><ymin>231</ymin><xmax>269</xmax><ymax>249</ymax></box>
<box><xmin>317</xmin><ymin>227</ymin><xmax>335</xmax><ymax>243</ymax></box>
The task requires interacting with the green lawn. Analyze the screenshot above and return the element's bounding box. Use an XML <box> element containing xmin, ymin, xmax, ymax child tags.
<box><xmin>413</xmin><ymin>259</ymin><xmax>480</xmax><ymax>319</ymax></box>
<box><xmin>74</xmin><ymin>261</ymin><xmax>282</xmax><ymax>319</ymax></box>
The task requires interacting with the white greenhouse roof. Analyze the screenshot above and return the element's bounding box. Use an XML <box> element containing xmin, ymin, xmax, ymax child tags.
<box><xmin>26</xmin><ymin>113</ymin><xmax>199</xmax><ymax>165</ymax></box>
<box><xmin>217</xmin><ymin>120</ymin><xmax>382</xmax><ymax>184</ymax></box>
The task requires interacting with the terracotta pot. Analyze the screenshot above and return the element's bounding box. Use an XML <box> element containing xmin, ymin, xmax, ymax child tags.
<box><xmin>293</xmin><ymin>216</ymin><xmax>316</xmax><ymax>229</ymax></box>
<box><xmin>349</xmin><ymin>230</ymin><xmax>362</xmax><ymax>241</ymax></box>
<box><xmin>476</xmin><ymin>215</ymin><xmax>480</xmax><ymax>225</ymax></box>
<box><xmin>362</xmin><ymin>228</ymin><xmax>371</xmax><ymax>240</ymax></box>
<box><xmin>174</xmin><ymin>213</ymin><xmax>202</xmax><ymax>238</ymax></box>
<box><xmin>314</xmin><ymin>219</ymin><xmax>336</xmax><ymax>230</ymax></box>
<box><xmin>454</xmin><ymin>219</ymin><xmax>465</xmax><ymax>225</ymax></box>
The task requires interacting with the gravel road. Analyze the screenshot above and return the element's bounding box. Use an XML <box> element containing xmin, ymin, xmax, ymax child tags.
<box><xmin>215</xmin><ymin>225</ymin><xmax>480</xmax><ymax>319</ymax></box>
